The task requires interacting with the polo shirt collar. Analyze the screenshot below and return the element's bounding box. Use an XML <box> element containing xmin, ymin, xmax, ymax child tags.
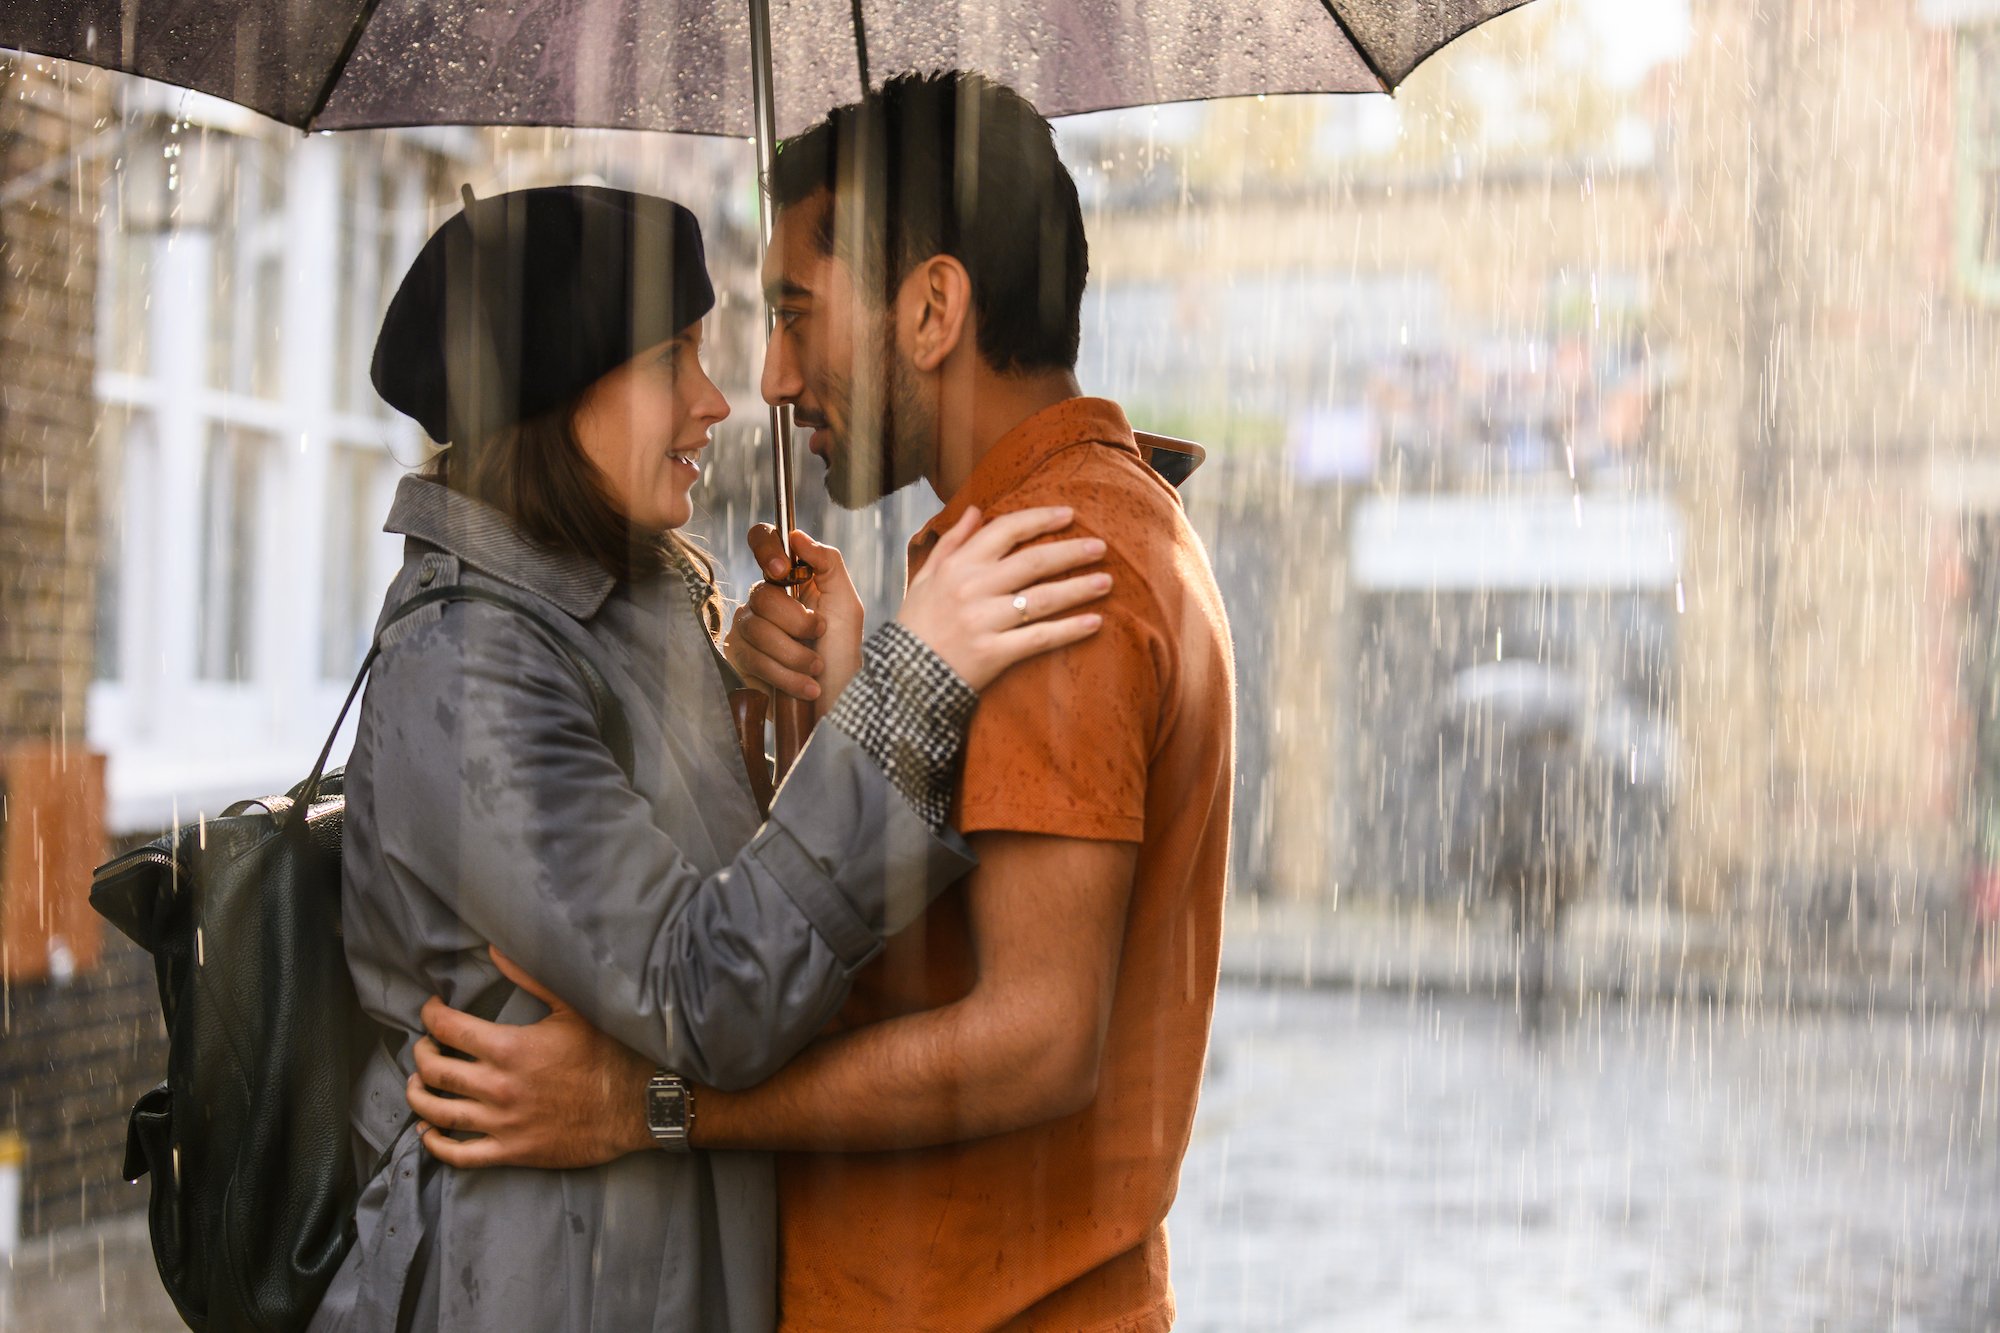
<box><xmin>384</xmin><ymin>472</ymin><xmax>619</xmax><ymax>620</ymax></box>
<box><xmin>910</xmin><ymin>397</ymin><xmax>1139</xmax><ymax>558</ymax></box>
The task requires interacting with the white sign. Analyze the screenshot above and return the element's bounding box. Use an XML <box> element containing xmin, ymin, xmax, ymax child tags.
<box><xmin>1920</xmin><ymin>0</ymin><xmax>2000</xmax><ymax>25</ymax></box>
<box><xmin>1350</xmin><ymin>494</ymin><xmax>1684</xmax><ymax>591</ymax></box>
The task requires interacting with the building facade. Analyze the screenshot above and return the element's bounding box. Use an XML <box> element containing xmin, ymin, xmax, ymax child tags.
<box><xmin>0</xmin><ymin>54</ymin><xmax>164</xmax><ymax>1237</ymax></box>
<box><xmin>87</xmin><ymin>91</ymin><xmax>459</xmax><ymax>834</ymax></box>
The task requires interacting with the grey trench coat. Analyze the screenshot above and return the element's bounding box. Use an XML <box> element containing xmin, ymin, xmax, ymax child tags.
<box><xmin>308</xmin><ymin>476</ymin><xmax>973</xmax><ymax>1333</ymax></box>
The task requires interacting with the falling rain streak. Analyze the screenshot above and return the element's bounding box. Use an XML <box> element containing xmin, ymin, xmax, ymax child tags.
<box><xmin>0</xmin><ymin>0</ymin><xmax>1996</xmax><ymax>1327</ymax></box>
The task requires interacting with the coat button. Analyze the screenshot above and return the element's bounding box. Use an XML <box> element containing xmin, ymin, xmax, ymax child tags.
<box><xmin>418</xmin><ymin>565</ymin><xmax>437</xmax><ymax>586</ymax></box>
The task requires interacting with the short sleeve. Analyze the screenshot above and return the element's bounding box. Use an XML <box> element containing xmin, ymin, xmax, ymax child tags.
<box><xmin>952</xmin><ymin>569</ymin><xmax>1165</xmax><ymax>844</ymax></box>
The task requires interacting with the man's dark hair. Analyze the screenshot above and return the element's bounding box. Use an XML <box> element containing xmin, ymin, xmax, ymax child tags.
<box><xmin>767</xmin><ymin>70</ymin><xmax>1088</xmax><ymax>374</ymax></box>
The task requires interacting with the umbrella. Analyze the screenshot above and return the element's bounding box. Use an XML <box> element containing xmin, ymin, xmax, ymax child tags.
<box><xmin>1439</xmin><ymin>660</ymin><xmax>1678</xmax><ymax>790</ymax></box>
<box><xmin>2</xmin><ymin>3</ymin><xmax>1538</xmax><ymax>134</ymax></box>
<box><xmin>3</xmin><ymin>0</ymin><xmax>1539</xmax><ymax>772</ymax></box>
<box><xmin>1441</xmin><ymin>660</ymin><xmax>1588</xmax><ymax>737</ymax></box>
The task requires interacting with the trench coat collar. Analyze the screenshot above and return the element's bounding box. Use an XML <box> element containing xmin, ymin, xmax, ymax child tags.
<box><xmin>383</xmin><ymin>473</ymin><xmax>619</xmax><ymax>620</ymax></box>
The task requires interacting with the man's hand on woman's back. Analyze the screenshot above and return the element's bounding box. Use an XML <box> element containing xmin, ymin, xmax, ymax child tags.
<box><xmin>407</xmin><ymin>947</ymin><xmax>656</xmax><ymax>1170</ymax></box>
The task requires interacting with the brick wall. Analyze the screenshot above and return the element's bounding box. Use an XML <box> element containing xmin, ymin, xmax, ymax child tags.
<box><xmin>0</xmin><ymin>930</ymin><xmax>165</xmax><ymax>1233</ymax></box>
<box><xmin>1</xmin><ymin>56</ymin><xmax>167</xmax><ymax>1239</ymax></box>
<box><xmin>0</xmin><ymin>57</ymin><xmax>100</xmax><ymax>743</ymax></box>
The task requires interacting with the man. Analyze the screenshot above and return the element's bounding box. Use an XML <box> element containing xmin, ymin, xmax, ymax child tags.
<box><xmin>411</xmin><ymin>71</ymin><xmax>1235</xmax><ymax>1331</ymax></box>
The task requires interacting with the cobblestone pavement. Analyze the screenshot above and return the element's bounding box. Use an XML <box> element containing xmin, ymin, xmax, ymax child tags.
<box><xmin>1168</xmin><ymin>985</ymin><xmax>2000</xmax><ymax>1332</ymax></box>
<box><xmin>8</xmin><ymin>982</ymin><xmax>1999</xmax><ymax>1331</ymax></box>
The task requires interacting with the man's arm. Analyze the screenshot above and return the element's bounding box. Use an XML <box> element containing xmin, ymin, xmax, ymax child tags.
<box><xmin>414</xmin><ymin>532</ymin><xmax>1156</xmax><ymax>1167</ymax></box>
<box><xmin>412</xmin><ymin>829</ymin><xmax>1136</xmax><ymax>1162</ymax></box>
<box><xmin>695</xmin><ymin>830</ymin><xmax>1137</xmax><ymax>1151</ymax></box>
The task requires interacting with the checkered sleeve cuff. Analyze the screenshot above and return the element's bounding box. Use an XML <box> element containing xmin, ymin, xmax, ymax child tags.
<box><xmin>826</xmin><ymin>621</ymin><xmax>977</xmax><ymax>831</ymax></box>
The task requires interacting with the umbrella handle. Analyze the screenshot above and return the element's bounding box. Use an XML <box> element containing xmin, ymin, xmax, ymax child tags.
<box><xmin>768</xmin><ymin>555</ymin><xmax>817</xmax><ymax>783</ymax></box>
<box><xmin>774</xmin><ymin>692</ymin><xmax>814</xmax><ymax>781</ymax></box>
<box><xmin>728</xmin><ymin>688</ymin><xmax>776</xmax><ymax>815</ymax></box>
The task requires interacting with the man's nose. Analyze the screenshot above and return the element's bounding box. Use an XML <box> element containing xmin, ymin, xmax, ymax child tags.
<box><xmin>761</xmin><ymin>328</ymin><xmax>802</xmax><ymax>407</ymax></box>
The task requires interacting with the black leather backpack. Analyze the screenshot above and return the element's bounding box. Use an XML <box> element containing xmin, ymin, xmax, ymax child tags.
<box><xmin>90</xmin><ymin>582</ymin><xmax>632</xmax><ymax>1332</ymax></box>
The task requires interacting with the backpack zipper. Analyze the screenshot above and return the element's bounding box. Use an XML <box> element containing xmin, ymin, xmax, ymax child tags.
<box><xmin>93</xmin><ymin>844</ymin><xmax>178</xmax><ymax>882</ymax></box>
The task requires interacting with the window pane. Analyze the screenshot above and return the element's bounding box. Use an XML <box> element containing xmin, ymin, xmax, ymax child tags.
<box><xmin>197</xmin><ymin>134</ymin><xmax>241</xmax><ymax>393</ymax></box>
<box><xmin>249</xmin><ymin>254</ymin><xmax>284</xmax><ymax>400</ymax></box>
<box><xmin>91</xmin><ymin>409</ymin><xmax>154</xmax><ymax>683</ymax></box>
<box><xmin>333</xmin><ymin>150</ymin><xmax>406</xmax><ymax>416</ymax></box>
<box><xmin>194</xmin><ymin>425</ymin><xmax>269</xmax><ymax>682</ymax></box>
<box><xmin>96</xmin><ymin>219</ymin><xmax>152</xmax><ymax>377</ymax></box>
<box><xmin>320</xmin><ymin>445</ymin><xmax>399</xmax><ymax>679</ymax></box>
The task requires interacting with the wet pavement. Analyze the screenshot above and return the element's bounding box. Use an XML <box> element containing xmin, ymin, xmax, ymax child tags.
<box><xmin>1168</xmin><ymin>985</ymin><xmax>2000</xmax><ymax>1332</ymax></box>
<box><xmin>1217</xmin><ymin>897</ymin><xmax>1983</xmax><ymax>1018</ymax></box>
<box><xmin>1</xmin><ymin>1212</ymin><xmax>176</xmax><ymax>1332</ymax></box>
<box><xmin>7</xmin><ymin>981</ymin><xmax>1998</xmax><ymax>1331</ymax></box>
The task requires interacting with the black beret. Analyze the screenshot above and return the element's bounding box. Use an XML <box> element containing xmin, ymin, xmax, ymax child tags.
<box><xmin>372</xmin><ymin>184</ymin><xmax>715</xmax><ymax>444</ymax></box>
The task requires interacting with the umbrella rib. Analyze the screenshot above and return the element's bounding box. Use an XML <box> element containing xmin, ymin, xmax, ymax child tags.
<box><xmin>1314</xmin><ymin>0</ymin><xmax>1393</xmax><ymax>95</ymax></box>
<box><xmin>303</xmin><ymin>0</ymin><xmax>393</xmax><ymax>131</ymax></box>
<box><xmin>849</xmin><ymin>0</ymin><xmax>872</xmax><ymax>93</ymax></box>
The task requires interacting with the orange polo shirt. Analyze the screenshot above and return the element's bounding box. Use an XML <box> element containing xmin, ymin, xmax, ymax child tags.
<box><xmin>776</xmin><ymin>398</ymin><xmax>1236</xmax><ymax>1331</ymax></box>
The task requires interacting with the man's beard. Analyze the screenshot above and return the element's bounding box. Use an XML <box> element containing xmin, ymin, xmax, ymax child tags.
<box><xmin>823</xmin><ymin>328</ymin><xmax>931</xmax><ymax>512</ymax></box>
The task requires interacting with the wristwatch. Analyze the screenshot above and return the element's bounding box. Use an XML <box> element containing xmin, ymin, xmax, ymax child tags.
<box><xmin>645</xmin><ymin>1070</ymin><xmax>694</xmax><ymax>1152</ymax></box>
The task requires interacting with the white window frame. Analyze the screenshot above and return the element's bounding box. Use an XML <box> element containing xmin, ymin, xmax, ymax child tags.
<box><xmin>90</xmin><ymin>130</ymin><xmax>439</xmax><ymax>833</ymax></box>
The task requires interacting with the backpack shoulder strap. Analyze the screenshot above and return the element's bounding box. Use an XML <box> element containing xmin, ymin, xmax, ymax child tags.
<box><xmin>297</xmin><ymin>582</ymin><xmax>636</xmax><ymax>811</ymax></box>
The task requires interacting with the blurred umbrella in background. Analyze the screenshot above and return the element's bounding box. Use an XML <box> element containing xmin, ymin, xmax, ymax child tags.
<box><xmin>1442</xmin><ymin>658</ymin><xmax>1679</xmax><ymax>790</ymax></box>
<box><xmin>1435</xmin><ymin>656</ymin><xmax>1680</xmax><ymax>1023</ymax></box>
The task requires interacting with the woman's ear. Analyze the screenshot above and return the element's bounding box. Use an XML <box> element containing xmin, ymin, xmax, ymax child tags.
<box><xmin>903</xmin><ymin>255</ymin><xmax>972</xmax><ymax>373</ymax></box>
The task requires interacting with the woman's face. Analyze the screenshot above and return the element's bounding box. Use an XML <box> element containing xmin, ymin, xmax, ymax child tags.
<box><xmin>572</xmin><ymin>322</ymin><xmax>730</xmax><ymax>532</ymax></box>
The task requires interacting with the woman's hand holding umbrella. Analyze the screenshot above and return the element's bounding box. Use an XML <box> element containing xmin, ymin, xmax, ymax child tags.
<box><xmin>727</xmin><ymin>506</ymin><xmax>1109</xmax><ymax>708</ymax></box>
<box><xmin>726</xmin><ymin>526</ymin><xmax>863</xmax><ymax>718</ymax></box>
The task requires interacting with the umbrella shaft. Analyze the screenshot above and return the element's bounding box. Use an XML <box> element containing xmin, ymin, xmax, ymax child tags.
<box><xmin>747</xmin><ymin>0</ymin><xmax>813</xmax><ymax>784</ymax></box>
<box><xmin>747</xmin><ymin>0</ymin><xmax>799</xmax><ymax>553</ymax></box>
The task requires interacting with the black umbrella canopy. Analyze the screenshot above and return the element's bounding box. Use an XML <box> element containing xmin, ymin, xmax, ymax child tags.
<box><xmin>5</xmin><ymin>0</ymin><xmax>1534</xmax><ymax>137</ymax></box>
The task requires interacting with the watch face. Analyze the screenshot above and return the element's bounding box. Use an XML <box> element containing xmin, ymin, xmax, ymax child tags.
<box><xmin>647</xmin><ymin>1083</ymin><xmax>688</xmax><ymax>1136</ymax></box>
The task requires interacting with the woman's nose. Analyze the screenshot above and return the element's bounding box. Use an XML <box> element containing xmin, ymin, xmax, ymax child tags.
<box><xmin>688</xmin><ymin>355</ymin><xmax>730</xmax><ymax>423</ymax></box>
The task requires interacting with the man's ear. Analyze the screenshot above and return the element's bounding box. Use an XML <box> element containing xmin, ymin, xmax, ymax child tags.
<box><xmin>901</xmin><ymin>255</ymin><xmax>972</xmax><ymax>373</ymax></box>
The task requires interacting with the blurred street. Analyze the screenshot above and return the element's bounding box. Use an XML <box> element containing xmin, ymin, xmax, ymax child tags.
<box><xmin>1169</xmin><ymin>984</ymin><xmax>2000</xmax><ymax>1332</ymax></box>
<box><xmin>7</xmin><ymin>975</ymin><xmax>1997</xmax><ymax>1331</ymax></box>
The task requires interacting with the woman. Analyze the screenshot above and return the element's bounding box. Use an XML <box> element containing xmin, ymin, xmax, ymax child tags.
<box><xmin>309</xmin><ymin>185</ymin><xmax>1109</xmax><ymax>1331</ymax></box>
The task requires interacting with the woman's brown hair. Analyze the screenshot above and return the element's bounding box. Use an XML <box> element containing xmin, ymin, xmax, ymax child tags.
<box><xmin>426</xmin><ymin>394</ymin><xmax>726</xmax><ymax>635</ymax></box>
